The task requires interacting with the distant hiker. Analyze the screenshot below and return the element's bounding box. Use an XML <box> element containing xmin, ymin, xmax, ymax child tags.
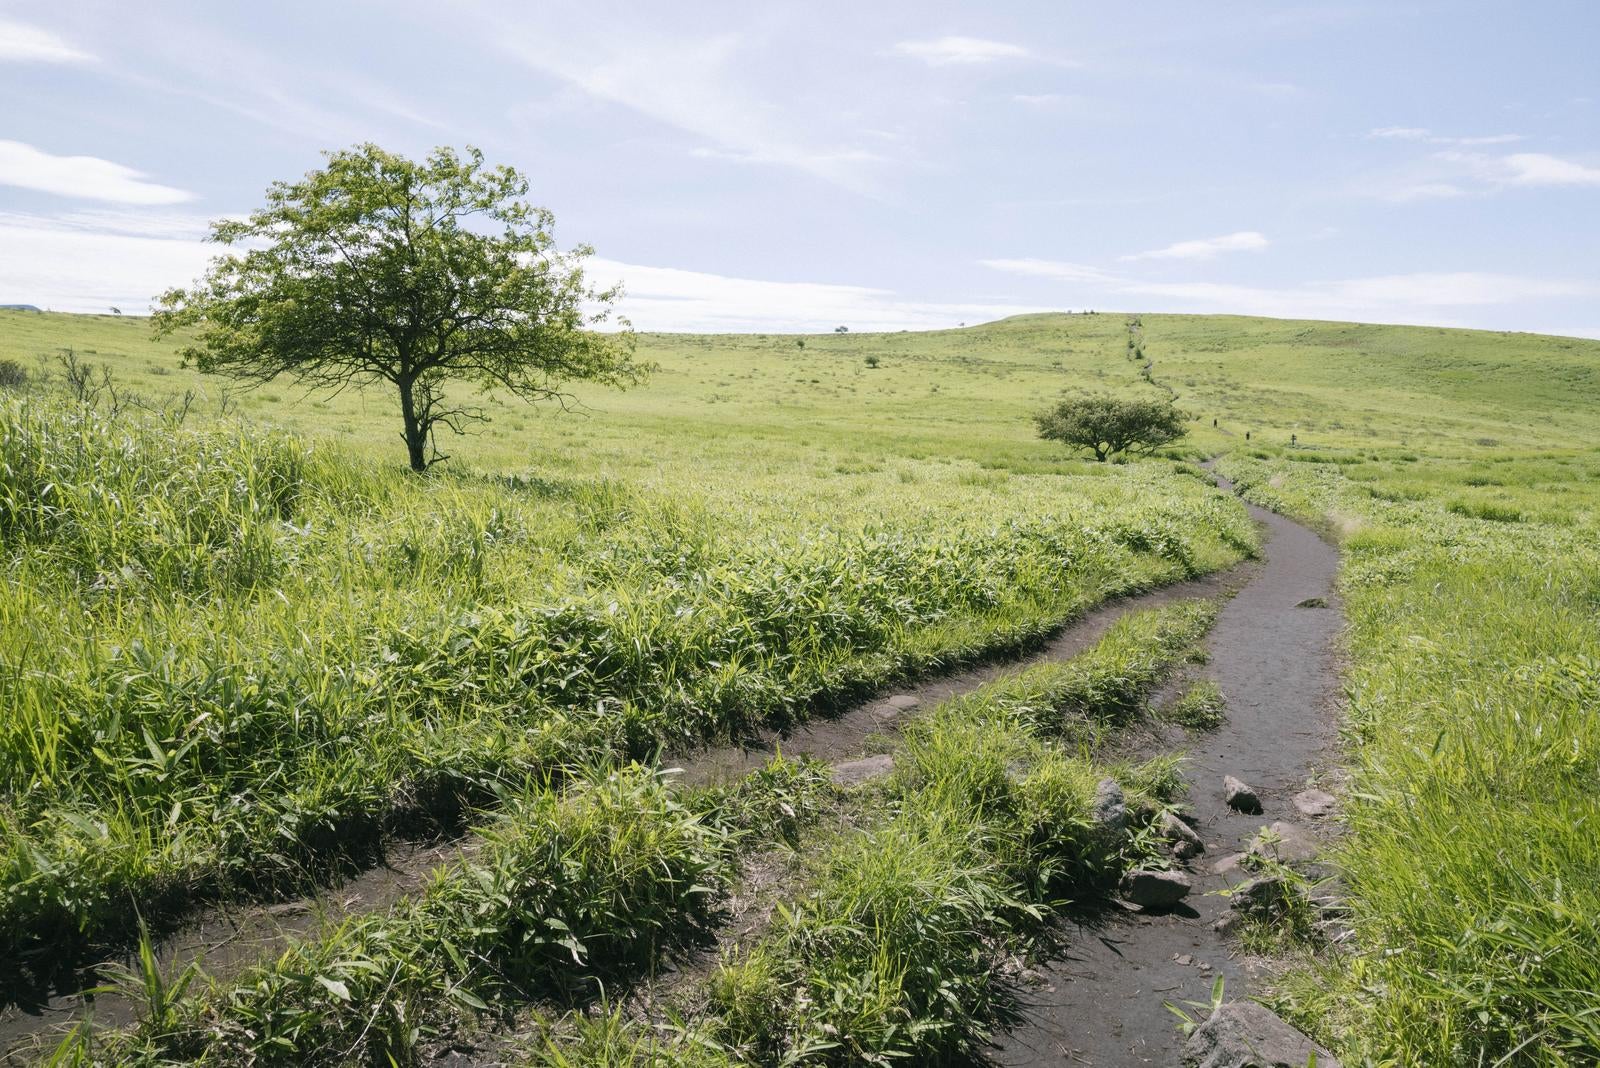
<box><xmin>1291</xmin><ymin>433</ymin><xmax>1297</xmax><ymax>446</ymax></box>
<box><xmin>1212</xmin><ymin>418</ymin><xmax>1218</xmax><ymax>427</ymax></box>
<box><xmin>1245</xmin><ymin>431</ymin><xmax>1251</xmax><ymax>441</ymax></box>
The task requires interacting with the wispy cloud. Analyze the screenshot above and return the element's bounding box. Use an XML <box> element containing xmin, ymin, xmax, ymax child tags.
<box><xmin>482</xmin><ymin>20</ymin><xmax>886</xmax><ymax>194</ymax></box>
<box><xmin>1368</xmin><ymin>126</ymin><xmax>1523</xmax><ymax>146</ymax></box>
<box><xmin>890</xmin><ymin>36</ymin><xmax>1030</xmax><ymax>66</ymax></box>
<box><xmin>0</xmin><ymin>211</ymin><xmax>215</xmax><ymax>311</ymax></box>
<box><xmin>982</xmin><ymin>256</ymin><xmax>1600</xmax><ymax>328</ymax></box>
<box><xmin>1491</xmin><ymin>152</ymin><xmax>1600</xmax><ymax>187</ymax></box>
<box><xmin>0</xmin><ymin>141</ymin><xmax>193</xmax><ymax>205</ymax></box>
<box><xmin>0</xmin><ymin>18</ymin><xmax>95</xmax><ymax>63</ymax></box>
<box><xmin>1121</xmin><ymin>230</ymin><xmax>1269</xmax><ymax>262</ymax></box>
<box><xmin>1353</xmin><ymin>147</ymin><xmax>1600</xmax><ymax>201</ymax></box>
<box><xmin>588</xmin><ymin>258</ymin><xmax>1049</xmax><ymax>332</ymax></box>
<box><xmin>976</xmin><ymin>258</ymin><xmax>1118</xmax><ymax>284</ymax></box>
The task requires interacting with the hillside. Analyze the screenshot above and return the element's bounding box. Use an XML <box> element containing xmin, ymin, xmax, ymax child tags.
<box><xmin>2</xmin><ymin>308</ymin><xmax>1599</xmax><ymax>1065</ymax></box>
<box><xmin>5</xmin><ymin>309</ymin><xmax>1599</xmax><ymax>475</ymax></box>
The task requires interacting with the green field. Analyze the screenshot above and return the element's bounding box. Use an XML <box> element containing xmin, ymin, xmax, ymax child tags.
<box><xmin>3</xmin><ymin>308</ymin><xmax>1599</xmax><ymax>1065</ymax></box>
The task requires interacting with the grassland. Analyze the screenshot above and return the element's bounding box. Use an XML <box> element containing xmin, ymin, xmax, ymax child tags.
<box><xmin>3</xmin><ymin>307</ymin><xmax>1600</xmax><ymax>1064</ymax></box>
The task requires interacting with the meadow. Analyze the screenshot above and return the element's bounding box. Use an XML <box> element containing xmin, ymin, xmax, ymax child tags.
<box><xmin>2</xmin><ymin>307</ymin><xmax>1599</xmax><ymax>1064</ymax></box>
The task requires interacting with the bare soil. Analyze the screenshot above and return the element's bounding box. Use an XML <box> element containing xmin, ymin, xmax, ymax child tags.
<box><xmin>673</xmin><ymin>568</ymin><xmax>1245</xmax><ymax>787</ymax></box>
<box><xmin>990</xmin><ymin>475</ymin><xmax>1344</xmax><ymax>1066</ymax></box>
<box><xmin>0</xmin><ymin>497</ymin><xmax>1273</xmax><ymax>1065</ymax></box>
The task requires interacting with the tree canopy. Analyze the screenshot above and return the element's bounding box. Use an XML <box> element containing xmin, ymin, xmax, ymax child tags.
<box><xmin>1034</xmin><ymin>394</ymin><xmax>1188</xmax><ymax>461</ymax></box>
<box><xmin>154</xmin><ymin>144</ymin><xmax>644</xmax><ymax>471</ymax></box>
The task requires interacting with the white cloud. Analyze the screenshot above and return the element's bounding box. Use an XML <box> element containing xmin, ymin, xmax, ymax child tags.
<box><xmin>1430</xmin><ymin>150</ymin><xmax>1600</xmax><ymax>189</ymax></box>
<box><xmin>0</xmin><ymin>19</ymin><xmax>95</xmax><ymax>63</ymax></box>
<box><xmin>1499</xmin><ymin>152</ymin><xmax>1600</xmax><ymax>186</ymax></box>
<box><xmin>982</xmin><ymin>256</ymin><xmax>1600</xmax><ymax>328</ymax></box>
<box><xmin>1376</xmin><ymin>181</ymin><xmax>1470</xmax><ymax>203</ymax></box>
<box><xmin>485</xmin><ymin>22</ymin><xmax>884</xmax><ymax>193</ymax></box>
<box><xmin>0</xmin><ymin>212</ymin><xmax>215</xmax><ymax>311</ymax></box>
<box><xmin>1354</xmin><ymin>148</ymin><xmax>1600</xmax><ymax>201</ymax></box>
<box><xmin>0</xmin><ymin>141</ymin><xmax>193</xmax><ymax>205</ymax></box>
<box><xmin>891</xmin><ymin>36</ymin><xmax>1030</xmax><ymax>66</ymax></box>
<box><xmin>976</xmin><ymin>258</ymin><xmax>1118</xmax><ymax>284</ymax></box>
<box><xmin>1369</xmin><ymin>126</ymin><xmax>1431</xmax><ymax>141</ymax></box>
<box><xmin>1369</xmin><ymin>126</ymin><xmax>1522</xmax><ymax>146</ymax></box>
<box><xmin>1121</xmin><ymin>230</ymin><xmax>1269</xmax><ymax>262</ymax></box>
<box><xmin>1125</xmin><ymin>273</ymin><xmax>1598</xmax><ymax>317</ymax></box>
<box><xmin>589</xmin><ymin>258</ymin><xmax>1050</xmax><ymax>332</ymax></box>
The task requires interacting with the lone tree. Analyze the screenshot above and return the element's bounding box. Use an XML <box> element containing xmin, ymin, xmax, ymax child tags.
<box><xmin>155</xmin><ymin>144</ymin><xmax>643</xmax><ymax>471</ymax></box>
<box><xmin>1035</xmin><ymin>394</ymin><xmax>1188</xmax><ymax>461</ymax></box>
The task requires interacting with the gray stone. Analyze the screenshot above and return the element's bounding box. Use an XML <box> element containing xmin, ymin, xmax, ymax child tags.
<box><xmin>1248</xmin><ymin>821</ymin><xmax>1319</xmax><ymax>866</ymax></box>
<box><xmin>1160</xmin><ymin>810</ymin><xmax>1207</xmax><ymax>859</ymax></box>
<box><xmin>1184</xmin><ymin>1000</ymin><xmax>1342</xmax><ymax>1068</ymax></box>
<box><xmin>1230</xmin><ymin>875</ymin><xmax>1292</xmax><ymax>917</ymax></box>
<box><xmin>885</xmin><ymin>694</ymin><xmax>921</xmax><ymax>710</ymax></box>
<box><xmin>830</xmin><ymin>753</ymin><xmax>894</xmax><ymax>787</ymax></box>
<box><xmin>1212</xmin><ymin>852</ymin><xmax>1247</xmax><ymax>875</ymax></box>
<box><xmin>1093</xmin><ymin>778</ymin><xmax>1128</xmax><ymax>834</ymax></box>
<box><xmin>1223</xmin><ymin>775</ymin><xmax>1263</xmax><ymax>814</ymax></box>
<box><xmin>1121</xmin><ymin>868</ymin><xmax>1193</xmax><ymax>908</ymax></box>
<box><xmin>1293</xmin><ymin>788</ymin><xmax>1337</xmax><ymax>818</ymax></box>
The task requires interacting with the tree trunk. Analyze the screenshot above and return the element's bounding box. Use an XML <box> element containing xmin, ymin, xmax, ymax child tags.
<box><xmin>398</xmin><ymin>379</ymin><xmax>428</xmax><ymax>472</ymax></box>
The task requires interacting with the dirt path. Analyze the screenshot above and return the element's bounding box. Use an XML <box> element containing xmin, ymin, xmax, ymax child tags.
<box><xmin>674</xmin><ymin>569</ymin><xmax>1243</xmax><ymax>787</ymax></box>
<box><xmin>0</xmin><ymin>566</ymin><xmax>1243</xmax><ymax>1063</ymax></box>
<box><xmin>990</xmin><ymin>473</ymin><xmax>1344</xmax><ymax>1066</ymax></box>
<box><xmin>0</xmin><ymin>501</ymin><xmax>1270</xmax><ymax>1063</ymax></box>
<box><xmin>0</xmin><ymin>839</ymin><xmax>476</xmax><ymax>1064</ymax></box>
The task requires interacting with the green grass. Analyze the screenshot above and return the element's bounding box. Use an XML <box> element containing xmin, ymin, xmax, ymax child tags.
<box><xmin>530</xmin><ymin>601</ymin><xmax>1216</xmax><ymax>1066</ymax></box>
<box><xmin>0</xmin><ymin>313</ymin><xmax>1254</xmax><ymax>984</ymax></box>
<box><xmin>1220</xmin><ymin>450</ymin><xmax>1600</xmax><ymax>1065</ymax></box>
<box><xmin>59</xmin><ymin>758</ymin><xmax>834</xmax><ymax>1066</ymax></box>
<box><xmin>1163</xmin><ymin>679</ymin><xmax>1227</xmax><ymax>730</ymax></box>
<box><xmin>5</xmin><ymin>306</ymin><xmax>1600</xmax><ymax>1064</ymax></box>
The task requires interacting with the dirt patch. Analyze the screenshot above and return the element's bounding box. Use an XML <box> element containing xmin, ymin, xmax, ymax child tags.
<box><xmin>1</xmin><ymin>523</ymin><xmax>1261</xmax><ymax>1063</ymax></box>
<box><xmin>0</xmin><ymin>839</ymin><xmax>474</xmax><ymax>1064</ymax></box>
<box><xmin>990</xmin><ymin>473</ymin><xmax>1345</xmax><ymax>1066</ymax></box>
<box><xmin>673</xmin><ymin>569</ymin><xmax>1247</xmax><ymax>788</ymax></box>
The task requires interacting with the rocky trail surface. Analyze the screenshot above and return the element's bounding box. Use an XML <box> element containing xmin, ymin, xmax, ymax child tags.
<box><xmin>991</xmin><ymin>470</ymin><xmax>1346</xmax><ymax>1067</ymax></box>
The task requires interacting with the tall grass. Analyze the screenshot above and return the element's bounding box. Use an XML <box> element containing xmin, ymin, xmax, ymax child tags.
<box><xmin>1223</xmin><ymin>450</ymin><xmax>1600</xmax><ymax>1065</ymax></box>
<box><xmin>0</xmin><ymin>393</ymin><xmax>1254</xmax><ymax>979</ymax></box>
<box><xmin>533</xmin><ymin>601</ymin><xmax>1215</xmax><ymax>1066</ymax></box>
<box><xmin>56</xmin><ymin>758</ymin><xmax>833</xmax><ymax>1066</ymax></box>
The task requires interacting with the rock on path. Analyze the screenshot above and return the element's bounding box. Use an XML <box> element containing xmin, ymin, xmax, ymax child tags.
<box><xmin>1223</xmin><ymin>775</ymin><xmax>1263</xmax><ymax>814</ymax></box>
<box><xmin>1184</xmin><ymin>1001</ymin><xmax>1342</xmax><ymax>1068</ymax></box>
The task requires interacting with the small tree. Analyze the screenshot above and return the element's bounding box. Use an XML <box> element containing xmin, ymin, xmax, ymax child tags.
<box><xmin>1035</xmin><ymin>394</ymin><xmax>1187</xmax><ymax>461</ymax></box>
<box><xmin>155</xmin><ymin>144</ymin><xmax>643</xmax><ymax>472</ymax></box>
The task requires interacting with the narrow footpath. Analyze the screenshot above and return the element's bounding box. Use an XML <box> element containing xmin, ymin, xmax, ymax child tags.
<box><xmin>991</xmin><ymin>473</ymin><xmax>1344</xmax><ymax>1066</ymax></box>
<box><xmin>0</xmin><ymin>566</ymin><xmax>1244</xmax><ymax>1063</ymax></box>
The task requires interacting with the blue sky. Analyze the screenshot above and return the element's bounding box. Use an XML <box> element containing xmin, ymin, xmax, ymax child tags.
<box><xmin>2</xmin><ymin>1</ymin><xmax>1597</xmax><ymax>336</ymax></box>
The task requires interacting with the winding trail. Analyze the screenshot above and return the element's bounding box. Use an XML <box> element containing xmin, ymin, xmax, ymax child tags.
<box><xmin>0</xmin><ymin>565</ymin><xmax>1244</xmax><ymax>1062</ymax></box>
<box><xmin>0</xmin><ymin>473</ymin><xmax>1333</xmax><ymax>1067</ymax></box>
<box><xmin>674</xmin><ymin>568</ymin><xmax>1241</xmax><ymax>787</ymax></box>
<box><xmin>991</xmin><ymin>472</ymin><xmax>1344</xmax><ymax>1066</ymax></box>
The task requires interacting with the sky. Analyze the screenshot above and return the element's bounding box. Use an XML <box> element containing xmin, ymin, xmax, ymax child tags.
<box><xmin>1</xmin><ymin>1</ymin><xmax>1598</xmax><ymax>337</ymax></box>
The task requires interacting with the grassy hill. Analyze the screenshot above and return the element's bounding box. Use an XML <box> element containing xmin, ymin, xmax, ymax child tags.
<box><xmin>5</xmin><ymin>309</ymin><xmax>1599</xmax><ymax>461</ymax></box>
<box><xmin>3</xmin><ymin>308</ymin><xmax>1599</xmax><ymax>1064</ymax></box>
